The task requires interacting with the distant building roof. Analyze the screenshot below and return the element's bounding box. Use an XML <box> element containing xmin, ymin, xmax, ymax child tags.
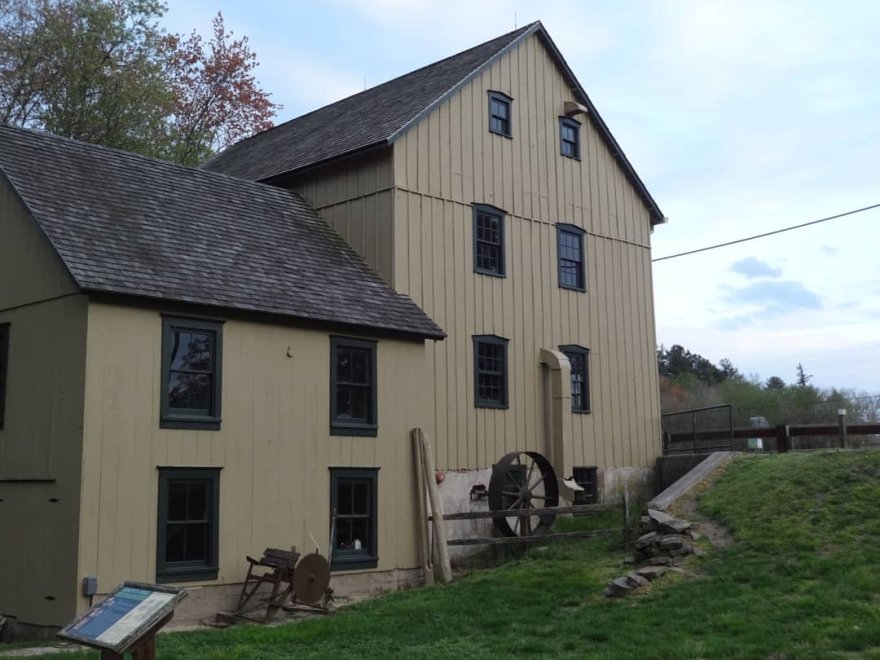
<box><xmin>204</xmin><ymin>21</ymin><xmax>665</xmax><ymax>225</ymax></box>
<box><xmin>0</xmin><ymin>124</ymin><xmax>445</xmax><ymax>339</ymax></box>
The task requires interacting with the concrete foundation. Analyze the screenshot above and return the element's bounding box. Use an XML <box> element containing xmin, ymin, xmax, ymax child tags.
<box><xmin>0</xmin><ymin>567</ymin><xmax>424</xmax><ymax>641</ymax></box>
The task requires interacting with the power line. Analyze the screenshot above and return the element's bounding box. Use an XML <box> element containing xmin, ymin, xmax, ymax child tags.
<box><xmin>652</xmin><ymin>202</ymin><xmax>880</xmax><ymax>262</ymax></box>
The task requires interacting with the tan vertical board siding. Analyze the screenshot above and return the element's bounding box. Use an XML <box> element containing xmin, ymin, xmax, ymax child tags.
<box><xmin>389</xmin><ymin>34</ymin><xmax>660</xmax><ymax>473</ymax></box>
<box><xmin>77</xmin><ymin>302</ymin><xmax>428</xmax><ymax>614</ymax></box>
<box><xmin>0</xmin><ymin>179</ymin><xmax>78</xmax><ymax>310</ymax></box>
<box><xmin>0</xmin><ymin>294</ymin><xmax>88</xmax><ymax>626</ymax></box>
<box><xmin>0</xmin><ymin>183</ymin><xmax>87</xmax><ymax>625</ymax></box>
<box><xmin>283</xmin><ymin>150</ymin><xmax>395</xmax><ymax>285</ymax></box>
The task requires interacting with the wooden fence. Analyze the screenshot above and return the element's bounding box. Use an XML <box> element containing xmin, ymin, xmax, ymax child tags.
<box><xmin>663</xmin><ymin>422</ymin><xmax>880</xmax><ymax>455</ymax></box>
<box><xmin>429</xmin><ymin>501</ymin><xmax>630</xmax><ymax>547</ymax></box>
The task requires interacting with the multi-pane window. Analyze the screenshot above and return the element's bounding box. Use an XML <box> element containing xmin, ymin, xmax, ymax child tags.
<box><xmin>330</xmin><ymin>468</ymin><xmax>378</xmax><ymax>570</ymax></box>
<box><xmin>559</xmin><ymin>117</ymin><xmax>581</xmax><ymax>159</ymax></box>
<box><xmin>157</xmin><ymin>468</ymin><xmax>220</xmax><ymax>582</ymax></box>
<box><xmin>560</xmin><ymin>345</ymin><xmax>591</xmax><ymax>413</ymax></box>
<box><xmin>473</xmin><ymin>335</ymin><xmax>509</xmax><ymax>408</ymax></box>
<box><xmin>331</xmin><ymin>337</ymin><xmax>377</xmax><ymax>436</ymax></box>
<box><xmin>557</xmin><ymin>224</ymin><xmax>586</xmax><ymax>291</ymax></box>
<box><xmin>572</xmin><ymin>466</ymin><xmax>598</xmax><ymax>505</ymax></box>
<box><xmin>161</xmin><ymin>317</ymin><xmax>223</xmax><ymax>429</ymax></box>
<box><xmin>488</xmin><ymin>91</ymin><xmax>512</xmax><ymax>137</ymax></box>
<box><xmin>0</xmin><ymin>323</ymin><xmax>8</xmax><ymax>429</ymax></box>
<box><xmin>473</xmin><ymin>204</ymin><xmax>505</xmax><ymax>277</ymax></box>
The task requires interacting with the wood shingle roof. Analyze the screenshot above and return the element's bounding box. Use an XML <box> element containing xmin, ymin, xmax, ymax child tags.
<box><xmin>0</xmin><ymin>124</ymin><xmax>445</xmax><ymax>339</ymax></box>
<box><xmin>203</xmin><ymin>21</ymin><xmax>665</xmax><ymax>225</ymax></box>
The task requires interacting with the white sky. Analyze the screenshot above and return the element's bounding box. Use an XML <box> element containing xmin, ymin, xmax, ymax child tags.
<box><xmin>162</xmin><ymin>0</ymin><xmax>880</xmax><ymax>393</ymax></box>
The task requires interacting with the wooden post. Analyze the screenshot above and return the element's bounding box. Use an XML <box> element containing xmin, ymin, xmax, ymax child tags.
<box><xmin>775</xmin><ymin>424</ymin><xmax>789</xmax><ymax>453</ymax></box>
<box><xmin>416</xmin><ymin>430</ymin><xmax>452</xmax><ymax>584</ymax></box>
<box><xmin>838</xmin><ymin>409</ymin><xmax>848</xmax><ymax>449</ymax></box>
<box><xmin>622</xmin><ymin>487</ymin><xmax>630</xmax><ymax>548</ymax></box>
<box><xmin>411</xmin><ymin>429</ymin><xmax>434</xmax><ymax>585</ymax></box>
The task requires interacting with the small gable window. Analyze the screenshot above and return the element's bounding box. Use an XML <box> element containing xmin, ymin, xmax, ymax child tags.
<box><xmin>560</xmin><ymin>345</ymin><xmax>591</xmax><ymax>413</ymax></box>
<box><xmin>557</xmin><ymin>224</ymin><xmax>586</xmax><ymax>291</ymax></box>
<box><xmin>473</xmin><ymin>335</ymin><xmax>509</xmax><ymax>409</ymax></box>
<box><xmin>473</xmin><ymin>204</ymin><xmax>505</xmax><ymax>277</ymax></box>
<box><xmin>559</xmin><ymin>117</ymin><xmax>581</xmax><ymax>159</ymax></box>
<box><xmin>488</xmin><ymin>91</ymin><xmax>512</xmax><ymax>137</ymax></box>
<box><xmin>160</xmin><ymin>316</ymin><xmax>223</xmax><ymax>430</ymax></box>
<box><xmin>331</xmin><ymin>337</ymin><xmax>378</xmax><ymax>437</ymax></box>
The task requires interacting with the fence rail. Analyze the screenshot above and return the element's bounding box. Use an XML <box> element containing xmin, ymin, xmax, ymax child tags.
<box><xmin>663</xmin><ymin>421</ymin><xmax>880</xmax><ymax>455</ymax></box>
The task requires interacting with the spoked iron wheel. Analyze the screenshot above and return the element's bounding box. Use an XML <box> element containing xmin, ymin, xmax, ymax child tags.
<box><xmin>488</xmin><ymin>451</ymin><xmax>559</xmax><ymax>537</ymax></box>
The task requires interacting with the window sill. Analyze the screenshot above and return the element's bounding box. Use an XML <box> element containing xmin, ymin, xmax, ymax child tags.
<box><xmin>475</xmin><ymin>401</ymin><xmax>509</xmax><ymax>410</ymax></box>
<box><xmin>331</xmin><ymin>556</ymin><xmax>378</xmax><ymax>572</ymax></box>
<box><xmin>489</xmin><ymin>129</ymin><xmax>513</xmax><ymax>139</ymax></box>
<box><xmin>572</xmin><ymin>408</ymin><xmax>592</xmax><ymax>415</ymax></box>
<box><xmin>330</xmin><ymin>423</ymin><xmax>378</xmax><ymax>437</ymax></box>
<box><xmin>559</xmin><ymin>284</ymin><xmax>587</xmax><ymax>293</ymax></box>
<box><xmin>156</xmin><ymin>567</ymin><xmax>218</xmax><ymax>583</ymax></box>
<box><xmin>161</xmin><ymin>416</ymin><xmax>221</xmax><ymax>431</ymax></box>
<box><xmin>474</xmin><ymin>268</ymin><xmax>506</xmax><ymax>278</ymax></box>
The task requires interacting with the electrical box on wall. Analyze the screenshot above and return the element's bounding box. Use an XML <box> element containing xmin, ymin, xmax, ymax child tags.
<box><xmin>82</xmin><ymin>576</ymin><xmax>97</xmax><ymax>597</ymax></box>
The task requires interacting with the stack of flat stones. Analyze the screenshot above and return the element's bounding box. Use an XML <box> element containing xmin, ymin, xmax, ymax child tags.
<box><xmin>604</xmin><ymin>509</ymin><xmax>695</xmax><ymax>598</ymax></box>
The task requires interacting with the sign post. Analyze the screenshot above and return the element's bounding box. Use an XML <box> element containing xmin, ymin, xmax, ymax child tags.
<box><xmin>58</xmin><ymin>582</ymin><xmax>186</xmax><ymax>659</ymax></box>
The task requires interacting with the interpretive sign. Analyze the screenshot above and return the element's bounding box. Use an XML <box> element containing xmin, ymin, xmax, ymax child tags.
<box><xmin>58</xmin><ymin>582</ymin><xmax>186</xmax><ymax>655</ymax></box>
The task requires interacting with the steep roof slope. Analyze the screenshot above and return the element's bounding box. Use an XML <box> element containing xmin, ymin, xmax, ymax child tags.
<box><xmin>204</xmin><ymin>21</ymin><xmax>664</xmax><ymax>225</ymax></box>
<box><xmin>0</xmin><ymin>124</ymin><xmax>444</xmax><ymax>339</ymax></box>
<box><xmin>203</xmin><ymin>24</ymin><xmax>533</xmax><ymax>183</ymax></box>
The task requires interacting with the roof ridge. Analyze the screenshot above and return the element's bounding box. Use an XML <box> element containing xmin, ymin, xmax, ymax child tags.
<box><xmin>0</xmin><ymin>122</ymin><xmax>296</xmax><ymax>198</ymax></box>
<box><xmin>203</xmin><ymin>22</ymin><xmax>539</xmax><ymax>170</ymax></box>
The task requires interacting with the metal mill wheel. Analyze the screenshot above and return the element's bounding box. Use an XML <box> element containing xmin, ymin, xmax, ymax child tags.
<box><xmin>487</xmin><ymin>451</ymin><xmax>559</xmax><ymax>537</ymax></box>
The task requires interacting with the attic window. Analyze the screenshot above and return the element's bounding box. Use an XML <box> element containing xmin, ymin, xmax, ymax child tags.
<box><xmin>488</xmin><ymin>91</ymin><xmax>512</xmax><ymax>137</ymax></box>
<box><xmin>559</xmin><ymin>117</ymin><xmax>581</xmax><ymax>159</ymax></box>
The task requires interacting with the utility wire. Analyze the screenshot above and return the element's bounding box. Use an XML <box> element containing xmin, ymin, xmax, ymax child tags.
<box><xmin>652</xmin><ymin>202</ymin><xmax>880</xmax><ymax>262</ymax></box>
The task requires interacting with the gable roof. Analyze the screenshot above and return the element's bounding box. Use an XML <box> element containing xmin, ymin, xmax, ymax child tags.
<box><xmin>203</xmin><ymin>21</ymin><xmax>665</xmax><ymax>225</ymax></box>
<box><xmin>0</xmin><ymin>124</ymin><xmax>444</xmax><ymax>340</ymax></box>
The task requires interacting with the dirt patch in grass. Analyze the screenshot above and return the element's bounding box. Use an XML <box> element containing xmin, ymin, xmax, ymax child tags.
<box><xmin>669</xmin><ymin>461</ymin><xmax>736</xmax><ymax>550</ymax></box>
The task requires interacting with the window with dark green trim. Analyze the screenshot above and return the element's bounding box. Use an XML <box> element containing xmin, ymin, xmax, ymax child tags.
<box><xmin>572</xmin><ymin>466</ymin><xmax>598</xmax><ymax>505</ymax></box>
<box><xmin>473</xmin><ymin>204</ymin><xmax>505</xmax><ymax>277</ymax></box>
<box><xmin>488</xmin><ymin>90</ymin><xmax>512</xmax><ymax>137</ymax></box>
<box><xmin>330</xmin><ymin>468</ymin><xmax>378</xmax><ymax>570</ymax></box>
<box><xmin>0</xmin><ymin>323</ymin><xmax>8</xmax><ymax>429</ymax></box>
<box><xmin>331</xmin><ymin>337</ymin><xmax>377</xmax><ymax>437</ymax></box>
<box><xmin>157</xmin><ymin>467</ymin><xmax>220</xmax><ymax>583</ymax></box>
<box><xmin>557</xmin><ymin>224</ymin><xmax>586</xmax><ymax>291</ymax></box>
<box><xmin>559</xmin><ymin>116</ymin><xmax>581</xmax><ymax>159</ymax></box>
<box><xmin>560</xmin><ymin>345</ymin><xmax>591</xmax><ymax>413</ymax></box>
<box><xmin>160</xmin><ymin>316</ymin><xmax>223</xmax><ymax>430</ymax></box>
<box><xmin>473</xmin><ymin>335</ymin><xmax>509</xmax><ymax>409</ymax></box>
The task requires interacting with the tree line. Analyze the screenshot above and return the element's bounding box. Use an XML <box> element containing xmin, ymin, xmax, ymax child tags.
<box><xmin>657</xmin><ymin>344</ymin><xmax>880</xmax><ymax>427</ymax></box>
<box><xmin>0</xmin><ymin>0</ymin><xmax>279</xmax><ymax>165</ymax></box>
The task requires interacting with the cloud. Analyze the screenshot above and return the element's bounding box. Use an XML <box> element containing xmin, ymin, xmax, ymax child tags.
<box><xmin>719</xmin><ymin>280</ymin><xmax>822</xmax><ymax>319</ymax></box>
<box><xmin>730</xmin><ymin>257</ymin><xmax>782</xmax><ymax>279</ymax></box>
<box><xmin>820</xmin><ymin>245</ymin><xmax>838</xmax><ymax>256</ymax></box>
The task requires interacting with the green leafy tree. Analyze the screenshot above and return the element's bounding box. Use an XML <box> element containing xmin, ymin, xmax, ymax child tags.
<box><xmin>0</xmin><ymin>1</ymin><xmax>278</xmax><ymax>163</ymax></box>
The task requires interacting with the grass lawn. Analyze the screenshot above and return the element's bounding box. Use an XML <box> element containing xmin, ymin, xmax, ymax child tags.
<box><xmin>6</xmin><ymin>450</ymin><xmax>880</xmax><ymax>659</ymax></box>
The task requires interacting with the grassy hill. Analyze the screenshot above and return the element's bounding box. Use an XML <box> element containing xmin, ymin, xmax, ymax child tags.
<box><xmin>6</xmin><ymin>450</ymin><xmax>880</xmax><ymax>659</ymax></box>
